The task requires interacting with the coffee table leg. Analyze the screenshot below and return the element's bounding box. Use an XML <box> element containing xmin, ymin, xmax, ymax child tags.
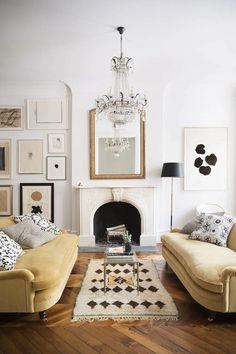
<box><xmin>137</xmin><ymin>262</ymin><xmax>139</xmax><ymax>294</ymax></box>
<box><xmin>104</xmin><ymin>263</ymin><xmax>106</xmax><ymax>293</ymax></box>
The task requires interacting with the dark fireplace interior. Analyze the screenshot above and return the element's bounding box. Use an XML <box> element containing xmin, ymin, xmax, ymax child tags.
<box><xmin>94</xmin><ymin>202</ymin><xmax>141</xmax><ymax>245</ymax></box>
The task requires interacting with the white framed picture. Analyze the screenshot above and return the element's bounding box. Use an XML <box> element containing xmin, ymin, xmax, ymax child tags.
<box><xmin>0</xmin><ymin>139</ymin><xmax>11</xmax><ymax>179</ymax></box>
<box><xmin>0</xmin><ymin>106</ymin><xmax>24</xmax><ymax>130</ymax></box>
<box><xmin>48</xmin><ymin>133</ymin><xmax>65</xmax><ymax>153</ymax></box>
<box><xmin>46</xmin><ymin>156</ymin><xmax>66</xmax><ymax>180</ymax></box>
<box><xmin>0</xmin><ymin>185</ymin><xmax>13</xmax><ymax>216</ymax></box>
<box><xmin>18</xmin><ymin>140</ymin><xmax>44</xmax><ymax>174</ymax></box>
<box><xmin>184</xmin><ymin>127</ymin><xmax>227</xmax><ymax>190</ymax></box>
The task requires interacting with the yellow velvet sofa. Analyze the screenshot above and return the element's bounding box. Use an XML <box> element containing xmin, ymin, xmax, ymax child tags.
<box><xmin>161</xmin><ymin>224</ymin><xmax>236</xmax><ymax>318</ymax></box>
<box><xmin>0</xmin><ymin>217</ymin><xmax>79</xmax><ymax>319</ymax></box>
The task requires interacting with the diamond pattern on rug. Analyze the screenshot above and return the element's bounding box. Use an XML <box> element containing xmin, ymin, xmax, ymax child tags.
<box><xmin>72</xmin><ymin>259</ymin><xmax>178</xmax><ymax>322</ymax></box>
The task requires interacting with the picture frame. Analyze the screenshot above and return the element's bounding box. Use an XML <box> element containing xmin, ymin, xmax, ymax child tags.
<box><xmin>26</xmin><ymin>98</ymin><xmax>68</xmax><ymax>130</ymax></box>
<box><xmin>0</xmin><ymin>139</ymin><xmax>11</xmax><ymax>179</ymax></box>
<box><xmin>48</xmin><ymin>133</ymin><xmax>65</xmax><ymax>154</ymax></box>
<box><xmin>0</xmin><ymin>185</ymin><xmax>13</xmax><ymax>216</ymax></box>
<box><xmin>0</xmin><ymin>106</ymin><xmax>23</xmax><ymax>130</ymax></box>
<box><xmin>46</xmin><ymin>156</ymin><xmax>66</xmax><ymax>180</ymax></box>
<box><xmin>18</xmin><ymin>140</ymin><xmax>44</xmax><ymax>174</ymax></box>
<box><xmin>184</xmin><ymin>127</ymin><xmax>227</xmax><ymax>190</ymax></box>
<box><xmin>20</xmin><ymin>183</ymin><xmax>54</xmax><ymax>222</ymax></box>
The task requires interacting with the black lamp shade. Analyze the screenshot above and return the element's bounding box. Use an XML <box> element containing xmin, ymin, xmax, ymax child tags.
<box><xmin>161</xmin><ymin>162</ymin><xmax>184</xmax><ymax>178</ymax></box>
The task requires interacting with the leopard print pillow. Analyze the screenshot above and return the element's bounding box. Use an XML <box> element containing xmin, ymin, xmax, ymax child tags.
<box><xmin>0</xmin><ymin>231</ymin><xmax>24</xmax><ymax>270</ymax></box>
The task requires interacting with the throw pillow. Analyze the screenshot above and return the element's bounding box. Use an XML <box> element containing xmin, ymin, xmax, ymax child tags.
<box><xmin>189</xmin><ymin>214</ymin><xmax>235</xmax><ymax>247</ymax></box>
<box><xmin>0</xmin><ymin>231</ymin><xmax>24</xmax><ymax>270</ymax></box>
<box><xmin>181</xmin><ymin>215</ymin><xmax>202</xmax><ymax>234</ymax></box>
<box><xmin>2</xmin><ymin>220</ymin><xmax>56</xmax><ymax>249</ymax></box>
<box><xmin>13</xmin><ymin>213</ymin><xmax>61</xmax><ymax>235</ymax></box>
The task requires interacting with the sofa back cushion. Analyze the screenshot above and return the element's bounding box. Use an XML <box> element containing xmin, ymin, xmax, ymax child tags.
<box><xmin>228</xmin><ymin>223</ymin><xmax>236</xmax><ymax>252</ymax></box>
<box><xmin>0</xmin><ymin>217</ymin><xmax>15</xmax><ymax>229</ymax></box>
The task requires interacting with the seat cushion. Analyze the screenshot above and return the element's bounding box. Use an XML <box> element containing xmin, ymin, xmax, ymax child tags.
<box><xmin>14</xmin><ymin>233</ymin><xmax>79</xmax><ymax>291</ymax></box>
<box><xmin>161</xmin><ymin>233</ymin><xmax>236</xmax><ymax>293</ymax></box>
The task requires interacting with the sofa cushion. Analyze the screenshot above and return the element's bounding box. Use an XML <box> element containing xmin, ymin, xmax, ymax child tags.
<box><xmin>189</xmin><ymin>214</ymin><xmax>235</xmax><ymax>247</ymax></box>
<box><xmin>14</xmin><ymin>233</ymin><xmax>79</xmax><ymax>291</ymax></box>
<box><xmin>2</xmin><ymin>220</ymin><xmax>56</xmax><ymax>248</ymax></box>
<box><xmin>161</xmin><ymin>233</ymin><xmax>236</xmax><ymax>293</ymax></box>
<box><xmin>0</xmin><ymin>231</ymin><xmax>24</xmax><ymax>270</ymax></box>
<box><xmin>13</xmin><ymin>214</ymin><xmax>61</xmax><ymax>235</ymax></box>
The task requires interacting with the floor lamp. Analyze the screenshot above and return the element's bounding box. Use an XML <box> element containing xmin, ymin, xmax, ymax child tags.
<box><xmin>161</xmin><ymin>162</ymin><xmax>184</xmax><ymax>231</ymax></box>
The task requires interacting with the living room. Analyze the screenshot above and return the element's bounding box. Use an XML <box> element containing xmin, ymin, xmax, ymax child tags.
<box><xmin>0</xmin><ymin>0</ymin><xmax>236</xmax><ymax>353</ymax></box>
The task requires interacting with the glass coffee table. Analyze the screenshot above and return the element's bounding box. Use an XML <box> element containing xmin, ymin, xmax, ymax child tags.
<box><xmin>103</xmin><ymin>251</ymin><xmax>140</xmax><ymax>294</ymax></box>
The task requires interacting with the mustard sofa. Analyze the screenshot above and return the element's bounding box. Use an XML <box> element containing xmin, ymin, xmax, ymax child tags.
<box><xmin>161</xmin><ymin>224</ymin><xmax>236</xmax><ymax>317</ymax></box>
<box><xmin>0</xmin><ymin>217</ymin><xmax>79</xmax><ymax>319</ymax></box>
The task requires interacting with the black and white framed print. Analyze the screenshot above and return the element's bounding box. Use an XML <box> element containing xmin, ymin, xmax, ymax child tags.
<box><xmin>0</xmin><ymin>106</ymin><xmax>23</xmax><ymax>130</ymax></box>
<box><xmin>0</xmin><ymin>139</ymin><xmax>11</xmax><ymax>179</ymax></box>
<box><xmin>18</xmin><ymin>140</ymin><xmax>44</xmax><ymax>174</ymax></box>
<box><xmin>0</xmin><ymin>185</ymin><xmax>13</xmax><ymax>216</ymax></box>
<box><xmin>46</xmin><ymin>156</ymin><xmax>66</xmax><ymax>180</ymax></box>
<box><xmin>184</xmin><ymin>127</ymin><xmax>227</xmax><ymax>190</ymax></box>
<box><xmin>20</xmin><ymin>183</ymin><xmax>54</xmax><ymax>222</ymax></box>
<box><xmin>48</xmin><ymin>133</ymin><xmax>65</xmax><ymax>153</ymax></box>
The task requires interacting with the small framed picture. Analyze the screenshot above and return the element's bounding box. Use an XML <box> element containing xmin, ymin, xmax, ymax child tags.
<box><xmin>20</xmin><ymin>183</ymin><xmax>54</xmax><ymax>222</ymax></box>
<box><xmin>48</xmin><ymin>133</ymin><xmax>65</xmax><ymax>153</ymax></box>
<box><xmin>0</xmin><ymin>139</ymin><xmax>11</xmax><ymax>179</ymax></box>
<box><xmin>46</xmin><ymin>156</ymin><xmax>66</xmax><ymax>180</ymax></box>
<box><xmin>0</xmin><ymin>106</ymin><xmax>24</xmax><ymax>130</ymax></box>
<box><xmin>18</xmin><ymin>140</ymin><xmax>44</xmax><ymax>174</ymax></box>
<box><xmin>0</xmin><ymin>185</ymin><xmax>13</xmax><ymax>216</ymax></box>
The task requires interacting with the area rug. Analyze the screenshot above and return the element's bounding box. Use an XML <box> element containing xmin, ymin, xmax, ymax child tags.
<box><xmin>72</xmin><ymin>259</ymin><xmax>178</xmax><ymax>322</ymax></box>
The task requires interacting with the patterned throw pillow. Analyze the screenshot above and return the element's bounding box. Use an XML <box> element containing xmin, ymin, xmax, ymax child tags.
<box><xmin>13</xmin><ymin>214</ymin><xmax>61</xmax><ymax>235</ymax></box>
<box><xmin>0</xmin><ymin>231</ymin><xmax>24</xmax><ymax>270</ymax></box>
<box><xmin>189</xmin><ymin>214</ymin><xmax>235</xmax><ymax>247</ymax></box>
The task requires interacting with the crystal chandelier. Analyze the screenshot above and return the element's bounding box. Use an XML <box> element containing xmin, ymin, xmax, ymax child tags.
<box><xmin>96</xmin><ymin>26</ymin><xmax>147</xmax><ymax>126</ymax></box>
<box><xmin>105</xmin><ymin>137</ymin><xmax>130</xmax><ymax>157</ymax></box>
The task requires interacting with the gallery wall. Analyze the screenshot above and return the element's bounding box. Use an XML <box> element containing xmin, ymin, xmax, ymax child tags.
<box><xmin>0</xmin><ymin>0</ymin><xmax>236</xmax><ymax>238</ymax></box>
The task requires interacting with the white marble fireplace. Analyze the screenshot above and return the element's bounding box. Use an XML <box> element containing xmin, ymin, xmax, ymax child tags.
<box><xmin>76</xmin><ymin>186</ymin><xmax>158</xmax><ymax>247</ymax></box>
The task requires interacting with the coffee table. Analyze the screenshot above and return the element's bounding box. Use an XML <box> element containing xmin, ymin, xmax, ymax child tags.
<box><xmin>103</xmin><ymin>251</ymin><xmax>140</xmax><ymax>294</ymax></box>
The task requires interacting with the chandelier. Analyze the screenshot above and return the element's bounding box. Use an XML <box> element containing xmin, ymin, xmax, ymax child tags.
<box><xmin>96</xmin><ymin>26</ymin><xmax>147</xmax><ymax>126</ymax></box>
<box><xmin>105</xmin><ymin>137</ymin><xmax>130</xmax><ymax>157</ymax></box>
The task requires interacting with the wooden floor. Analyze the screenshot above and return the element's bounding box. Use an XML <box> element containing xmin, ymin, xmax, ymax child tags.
<box><xmin>0</xmin><ymin>250</ymin><xmax>236</xmax><ymax>354</ymax></box>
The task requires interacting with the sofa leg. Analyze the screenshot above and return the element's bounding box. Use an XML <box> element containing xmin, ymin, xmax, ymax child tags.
<box><xmin>39</xmin><ymin>311</ymin><xmax>47</xmax><ymax>321</ymax></box>
<box><xmin>207</xmin><ymin>311</ymin><xmax>217</xmax><ymax>322</ymax></box>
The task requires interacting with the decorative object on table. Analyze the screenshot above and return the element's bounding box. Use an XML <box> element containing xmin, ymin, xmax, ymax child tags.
<box><xmin>46</xmin><ymin>156</ymin><xmax>66</xmax><ymax>180</ymax></box>
<box><xmin>122</xmin><ymin>230</ymin><xmax>132</xmax><ymax>253</ymax></box>
<box><xmin>26</xmin><ymin>98</ymin><xmax>68</xmax><ymax>130</ymax></box>
<box><xmin>72</xmin><ymin>259</ymin><xmax>178</xmax><ymax>322</ymax></box>
<box><xmin>95</xmin><ymin>26</ymin><xmax>147</xmax><ymax>126</ymax></box>
<box><xmin>184</xmin><ymin>127</ymin><xmax>227</xmax><ymax>190</ymax></box>
<box><xmin>161</xmin><ymin>162</ymin><xmax>184</xmax><ymax>231</ymax></box>
<box><xmin>0</xmin><ymin>185</ymin><xmax>13</xmax><ymax>216</ymax></box>
<box><xmin>0</xmin><ymin>139</ymin><xmax>11</xmax><ymax>179</ymax></box>
<box><xmin>20</xmin><ymin>183</ymin><xmax>54</xmax><ymax>222</ymax></box>
<box><xmin>48</xmin><ymin>133</ymin><xmax>65</xmax><ymax>154</ymax></box>
<box><xmin>18</xmin><ymin>140</ymin><xmax>43</xmax><ymax>174</ymax></box>
<box><xmin>0</xmin><ymin>106</ymin><xmax>24</xmax><ymax>130</ymax></box>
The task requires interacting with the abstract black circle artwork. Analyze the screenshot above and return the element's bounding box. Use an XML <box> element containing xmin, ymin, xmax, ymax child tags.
<box><xmin>194</xmin><ymin>144</ymin><xmax>217</xmax><ymax>176</ymax></box>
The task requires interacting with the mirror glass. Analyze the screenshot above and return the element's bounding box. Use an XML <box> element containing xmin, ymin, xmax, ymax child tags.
<box><xmin>90</xmin><ymin>109</ymin><xmax>145</xmax><ymax>179</ymax></box>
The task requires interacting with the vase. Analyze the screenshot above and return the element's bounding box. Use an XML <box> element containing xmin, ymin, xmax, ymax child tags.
<box><xmin>124</xmin><ymin>242</ymin><xmax>132</xmax><ymax>253</ymax></box>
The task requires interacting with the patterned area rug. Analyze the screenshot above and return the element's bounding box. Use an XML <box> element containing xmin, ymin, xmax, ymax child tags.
<box><xmin>72</xmin><ymin>259</ymin><xmax>178</xmax><ymax>322</ymax></box>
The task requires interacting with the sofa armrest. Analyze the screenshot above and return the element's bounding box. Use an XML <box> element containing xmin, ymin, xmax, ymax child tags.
<box><xmin>221</xmin><ymin>267</ymin><xmax>236</xmax><ymax>282</ymax></box>
<box><xmin>0</xmin><ymin>269</ymin><xmax>34</xmax><ymax>282</ymax></box>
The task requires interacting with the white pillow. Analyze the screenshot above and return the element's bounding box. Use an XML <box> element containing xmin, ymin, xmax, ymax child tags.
<box><xmin>189</xmin><ymin>214</ymin><xmax>235</xmax><ymax>247</ymax></box>
<box><xmin>13</xmin><ymin>213</ymin><xmax>61</xmax><ymax>235</ymax></box>
<box><xmin>0</xmin><ymin>231</ymin><xmax>24</xmax><ymax>270</ymax></box>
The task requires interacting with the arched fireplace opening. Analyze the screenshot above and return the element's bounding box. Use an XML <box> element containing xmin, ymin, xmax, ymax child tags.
<box><xmin>94</xmin><ymin>202</ymin><xmax>141</xmax><ymax>245</ymax></box>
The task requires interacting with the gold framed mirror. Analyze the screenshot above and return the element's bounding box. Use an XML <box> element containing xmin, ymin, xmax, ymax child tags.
<box><xmin>90</xmin><ymin>109</ymin><xmax>145</xmax><ymax>179</ymax></box>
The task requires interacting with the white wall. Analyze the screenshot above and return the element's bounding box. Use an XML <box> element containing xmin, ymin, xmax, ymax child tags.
<box><xmin>0</xmin><ymin>0</ymin><xmax>236</xmax><ymax>236</ymax></box>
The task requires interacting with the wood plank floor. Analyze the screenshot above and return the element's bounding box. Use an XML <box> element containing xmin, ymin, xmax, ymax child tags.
<box><xmin>0</xmin><ymin>250</ymin><xmax>236</xmax><ymax>354</ymax></box>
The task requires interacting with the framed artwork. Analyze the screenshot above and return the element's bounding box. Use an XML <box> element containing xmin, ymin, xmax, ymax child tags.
<box><xmin>0</xmin><ymin>106</ymin><xmax>23</xmax><ymax>130</ymax></box>
<box><xmin>48</xmin><ymin>133</ymin><xmax>65</xmax><ymax>153</ymax></box>
<box><xmin>0</xmin><ymin>185</ymin><xmax>13</xmax><ymax>216</ymax></box>
<box><xmin>46</xmin><ymin>156</ymin><xmax>66</xmax><ymax>180</ymax></box>
<box><xmin>0</xmin><ymin>139</ymin><xmax>11</xmax><ymax>179</ymax></box>
<box><xmin>20</xmin><ymin>183</ymin><xmax>54</xmax><ymax>222</ymax></box>
<box><xmin>184</xmin><ymin>127</ymin><xmax>227</xmax><ymax>190</ymax></box>
<box><xmin>26</xmin><ymin>98</ymin><xmax>68</xmax><ymax>130</ymax></box>
<box><xmin>18</xmin><ymin>140</ymin><xmax>44</xmax><ymax>174</ymax></box>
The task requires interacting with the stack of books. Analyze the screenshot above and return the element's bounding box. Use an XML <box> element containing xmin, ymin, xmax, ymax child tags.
<box><xmin>106</xmin><ymin>246</ymin><xmax>134</xmax><ymax>262</ymax></box>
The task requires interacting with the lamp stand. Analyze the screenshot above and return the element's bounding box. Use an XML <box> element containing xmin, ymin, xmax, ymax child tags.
<box><xmin>170</xmin><ymin>177</ymin><xmax>173</xmax><ymax>231</ymax></box>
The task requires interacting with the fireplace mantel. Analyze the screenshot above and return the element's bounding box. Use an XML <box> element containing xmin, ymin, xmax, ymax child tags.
<box><xmin>76</xmin><ymin>186</ymin><xmax>158</xmax><ymax>247</ymax></box>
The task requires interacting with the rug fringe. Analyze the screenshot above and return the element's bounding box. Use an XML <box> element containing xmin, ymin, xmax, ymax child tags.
<box><xmin>72</xmin><ymin>315</ymin><xmax>178</xmax><ymax>322</ymax></box>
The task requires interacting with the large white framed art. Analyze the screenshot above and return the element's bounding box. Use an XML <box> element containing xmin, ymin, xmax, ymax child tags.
<box><xmin>18</xmin><ymin>140</ymin><xmax>44</xmax><ymax>174</ymax></box>
<box><xmin>184</xmin><ymin>127</ymin><xmax>227</xmax><ymax>190</ymax></box>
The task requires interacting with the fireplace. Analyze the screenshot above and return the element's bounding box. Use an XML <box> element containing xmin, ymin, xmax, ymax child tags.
<box><xmin>76</xmin><ymin>186</ymin><xmax>157</xmax><ymax>247</ymax></box>
<box><xmin>94</xmin><ymin>201</ymin><xmax>141</xmax><ymax>244</ymax></box>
